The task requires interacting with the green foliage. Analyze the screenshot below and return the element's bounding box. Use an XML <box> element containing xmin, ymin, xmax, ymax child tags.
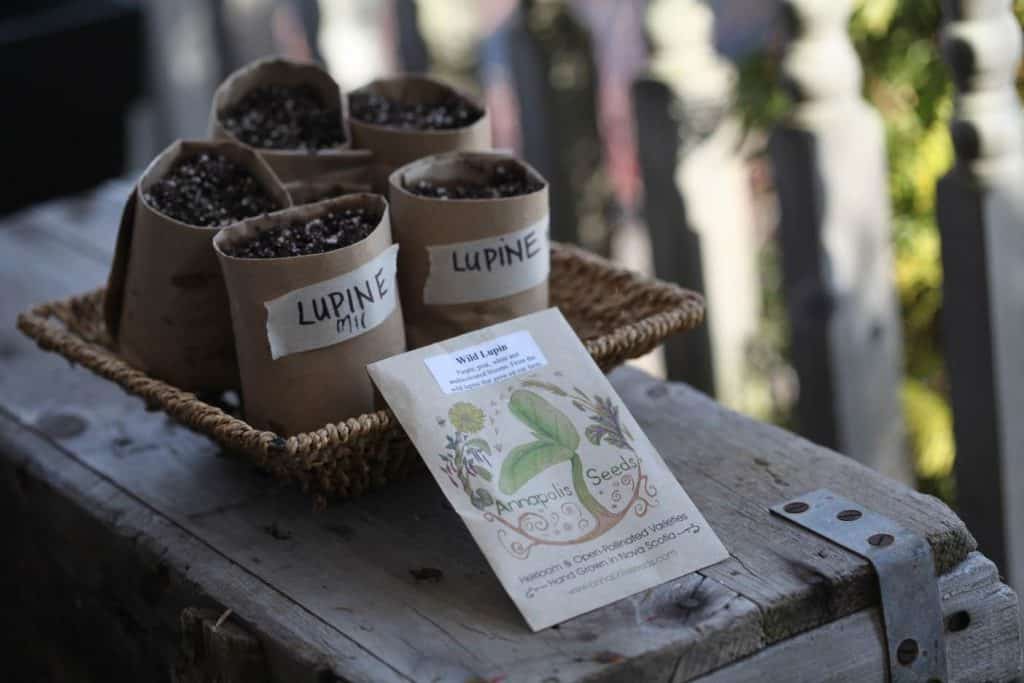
<box><xmin>500</xmin><ymin>390</ymin><xmax>580</xmax><ymax>494</ymax></box>
<box><xmin>465</xmin><ymin>437</ymin><xmax>492</xmax><ymax>459</ymax></box>
<box><xmin>500</xmin><ymin>440</ymin><xmax>575</xmax><ymax>494</ymax></box>
<box><xmin>854</xmin><ymin>0</ymin><xmax>954</xmax><ymax>493</ymax></box>
<box><xmin>735</xmin><ymin>48</ymin><xmax>791</xmax><ymax>136</ymax></box>
<box><xmin>903</xmin><ymin>378</ymin><xmax>955</xmax><ymax>502</ymax></box>
<box><xmin>508</xmin><ymin>389</ymin><xmax>580</xmax><ymax>451</ymax></box>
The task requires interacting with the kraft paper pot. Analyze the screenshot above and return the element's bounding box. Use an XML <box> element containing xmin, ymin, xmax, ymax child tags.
<box><xmin>213</xmin><ymin>194</ymin><xmax>406</xmax><ymax>435</ymax></box>
<box><xmin>210</xmin><ymin>56</ymin><xmax>372</xmax><ymax>201</ymax></box>
<box><xmin>388</xmin><ymin>151</ymin><xmax>549</xmax><ymax>348</ymax></box>
<box><xmin>104</xmin><ymin>139</ymin><xmax>290</xmax><ymax>392</ymax></box>
<box><xmin>348</xmin><ymin>75</ymin><xmax>491</xmax><ymax>191</ymax></box>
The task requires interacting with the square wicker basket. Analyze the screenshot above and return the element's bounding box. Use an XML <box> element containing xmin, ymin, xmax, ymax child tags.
<box><xmin>17</xmin><ymin>243</ymin><xmax>703</xmax><ymax>500</ymax></box>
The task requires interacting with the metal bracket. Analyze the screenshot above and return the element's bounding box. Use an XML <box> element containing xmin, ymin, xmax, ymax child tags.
<box><xmin>770</xmin><ymin>489</ymin><xmax>948</xmax><ymax>683</ymax></box>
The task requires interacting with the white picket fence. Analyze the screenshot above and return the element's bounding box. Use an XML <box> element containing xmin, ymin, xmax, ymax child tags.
<box><xmin>643</xmin><ymin>0</ymin><xmax>1024</xmax><ymax>588</ymax></box>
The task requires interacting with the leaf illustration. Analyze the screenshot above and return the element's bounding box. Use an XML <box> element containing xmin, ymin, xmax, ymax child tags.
<box><xmin>470</xmin><ymin>487</ymin><xmax>494</xmax><ymax>510</ymax></box>
<box><xmin>499</xmin><ymin>440</ymin><xmax>575</xmax><ymax>494</ymax></box>
<box><xmin>465</xmin><ymin>438</ymin><xmax>492</xmax><ymax>457</ymax></box>
<box><xmin>474</xmin><ymin>465</ymin><xmax>493</xmax><ymax>481</ymax></box>
<box><xmin>509</xmin><ymin>390</ymin><xmax>580</xmax><ymax>451</ymax></box>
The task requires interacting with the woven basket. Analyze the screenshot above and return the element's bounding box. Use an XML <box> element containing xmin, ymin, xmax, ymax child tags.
<box><xmin>17</xmin><ymin>243</ymin><xmax>703</xmax><ymax>500</ymax></box>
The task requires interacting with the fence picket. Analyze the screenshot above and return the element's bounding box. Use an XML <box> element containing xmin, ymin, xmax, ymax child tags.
<box><xmin>635</xmin><ymin>0</ymin><xmax>760</xmax><ymax>404</ymax></box>
<box><xmin>769</xmin><ymin>0</ymin><xmax>909</xmax><ymax>481</ymax></box>
<box><xmin>937</xmin><ymin>0</ymin><xmax>1024</xmax><ymax>587</ymax></box>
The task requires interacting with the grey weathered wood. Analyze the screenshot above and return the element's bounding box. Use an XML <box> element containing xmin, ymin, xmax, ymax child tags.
<box><xmin>937</xmin><ymin>0</ymin><xmax>1024</xmax><ymax>590</ymax></box>
<box><xmin>0</xmin><ymin>411</ymin><xmax>376</xmax><ymax>683</ymax></box>
<box><xmin>176</xmin><ymin>607</ymin><xmax>270</xmax><ymax>683</ymax></box>
<box><xmin>769</xmin><ymin>0</ymin><xmax>909</xmax><ymax>482</ymax></box>
<box><xmin>394</xmin><ymin>0</ymin><xmax>430</xmax><ymax>73</ymax></box>
<box><xmin>641</xmin><ymin>0</ymin><xmax>762</xmax><ymax>409</ymax></box>
<box><xmin>138</xmin><ymin>0</ymin><xmax>222</xmax><ymax>144</ymax></box>
<box><xmin>633</xmin><ymin>77</ymin><xmax>715</xmax><ymax>392</ymax></box>
<box><xmin>501</xmin><ymin>3</ymin><xmax>601</xmax><ymax>249</ymax></box>
<box><xmin>694</xmin><ymin>552</ymin><xmax>1023</xmax><ymax>683</ymax></box>
<box><xmin>1</xmin><ymin>187</ymin><xmax>1019</xmax><ymax>681</ymax></box>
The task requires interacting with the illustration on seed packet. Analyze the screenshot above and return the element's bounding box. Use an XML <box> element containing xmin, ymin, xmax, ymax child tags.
<box><xmin>436</xmin><ymin>372</ymin><xmax>699</xmax><ymax>560</ymax></box>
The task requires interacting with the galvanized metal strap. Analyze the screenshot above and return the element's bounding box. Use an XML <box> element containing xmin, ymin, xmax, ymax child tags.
<box><xmin>771</xmin><ymin>489</ymin><xmax>948</xmax><ymax>683</ymax></box>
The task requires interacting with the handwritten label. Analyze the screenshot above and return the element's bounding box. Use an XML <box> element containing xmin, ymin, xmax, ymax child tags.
<box><xmin>424</xmin><ymin>330</ymin><xmax>547</xmax><ymax>394</ymax></box>
<box><xmin>422</xmin><ymin>216</ymin><xmax>550</xmax><ymax>305</ymax></box>
<box><xmin>264</xmin><ymin>244</ymin><xmax>399</xmax><ymax>360</ymax></box>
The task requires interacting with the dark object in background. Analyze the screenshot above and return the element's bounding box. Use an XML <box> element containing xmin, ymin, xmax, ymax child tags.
<box><xmin>632</xmin><ymin>78</ymin><xmax>714</xmax><ymax>393</ymax></box>
<box><xmin>0</xmin><ymin>1</ymin><xmax>143</xmax><ymax>214</ymax></box>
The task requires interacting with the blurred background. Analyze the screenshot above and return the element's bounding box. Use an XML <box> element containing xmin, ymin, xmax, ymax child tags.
<box><xmin>4</xmin><ymin>0</ymin><xmax>1024</xmax><ymax>556</ymax></box>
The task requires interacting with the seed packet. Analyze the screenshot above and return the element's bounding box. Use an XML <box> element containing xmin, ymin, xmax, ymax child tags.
<box><xmin>105</xmin><ymin>139</ymin><xmax>290</xmax><ymax>391</ymax></box>
<box><xmin>347</xmin><ymin>75</ymin><xmax>492</xmax><ymax>191</ymax></box>
<box><xmin>367</xmin><ymin>309</ymin><xmax>728</xmax><ymax>630</ymax></box>
<box><xmin>213</xmin><ymin>194</ymin><xmax>405</xmax><ymax>435</ymax></box>
<box><xmin>389</xmin><ymin>151</ymin><xmax>549</xmax><ymax>348</ymax></box>
<box><xmin>210</xmin><ymin>57</ymin><xmax>372</xmax><ymax>202</ymax></box>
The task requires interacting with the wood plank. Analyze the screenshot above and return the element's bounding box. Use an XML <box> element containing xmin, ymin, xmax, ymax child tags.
<box><xmin>502</xmin><ymin>2</ymin><xmax>602</xmax><ymax>249</ymax></box>
<box><xmin>694</xmin><ymin>552</ymin><xmax>1022</xmax><ymax>683</ymax></box>
<box><xmin>614</xmin><ymin>372</ymin><xmax>974</xmax><ymax>642</ymax></box>
<box><xmin>769</xmin><ymin>0</ymin><xmax>909</xmax><ymax>483</ymax></box>
<box><xmin>0</xmin><ymin>190</ymin><xmax>1007</xmax><ymax>681</ymax></box>
<box><xmin>640</xmin><ymin>0</ymin><xmax>762</xmax><ymax>409</ymax></box>
<box><xmin>0</xmin><ymin>408</ymin><xmax>394</xmax><ymax>683</ymax></box>
<box><xmin>937</xmin><ymin>169</ymin><xmax>1008</xmax><ymax>578</ymax></box>
<box><xmin>632</xmin><ymin>77</ymin><xmax>714</xmax><ymax>392</ymax></box>
<box><xmin>5</xmin><ymin>405</ymin><xmax>1018</xmax><ymax>683</ymax></box>
<box><xmin>938</xmin><ymin>0</ymin><xmax>1024</xmax><ymax>590</ymax></box>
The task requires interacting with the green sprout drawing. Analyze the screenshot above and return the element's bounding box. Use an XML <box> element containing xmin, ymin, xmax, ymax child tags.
<box><xmin>437</xmin><ymin>382</ymin><xmax>656</xmax><ymax>558</ymax></box>
<box><xmin>499</xmin><ymin>389</ymin><xmax>615</xmax><ymax>525</ymax></box>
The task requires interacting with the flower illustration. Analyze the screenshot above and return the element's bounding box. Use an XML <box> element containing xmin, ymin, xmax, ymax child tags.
<box><xmin>449</xmin><ymin>402</ymin><xmax>485</xmax><ymax>434</ymax></box>
<box><xmin>437</xmin><ymin>402</ymin><xmax>494</xmax><ymax>510</ymax></box>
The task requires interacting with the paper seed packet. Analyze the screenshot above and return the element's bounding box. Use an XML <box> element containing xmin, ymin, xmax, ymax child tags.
<box><xmin>368</xmin><ymin>308</ymin><xmax>729</xmax><ymax>631</ymax></box>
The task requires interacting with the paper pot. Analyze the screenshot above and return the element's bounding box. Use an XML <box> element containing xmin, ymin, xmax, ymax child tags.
<box><xmin>348</xmin><ymin>75</ymin><xmax>492</xmax><ymax>191</ymax></box>
<box><xmin>210</xmin><ymin>56</ymin><xmax>372</xmax><ymax>201</ymax></box>
<box><xmin>213</xmin><ymin>194</ymin><xmax>406</xmax><ymax>435</ymax></box>
<box><xmin>104</xmin><ymin>139</ymin><xmax>290</xmax><ymax>392</ymax></box>
<box><xmin>388</xmin><ymin>151</ymin><xmax>550</xmax><ymax>348</ymax></box>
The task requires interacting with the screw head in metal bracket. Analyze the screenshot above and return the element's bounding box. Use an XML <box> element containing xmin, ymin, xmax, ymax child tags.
<box><xmin>770</xmin><ymin>489</ymin><xmax>948</xmax><ymax>683</ymax></box>
<box><xmin>837</xmin><ymin>509</ymin><xmax>863</xmax><ymax>521</ymax></box>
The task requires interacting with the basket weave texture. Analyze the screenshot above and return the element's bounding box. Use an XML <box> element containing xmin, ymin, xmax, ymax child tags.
<box><xmin>17</xmin><ymin>243</ymin><xmax>703</xmax><ymax>499</ymax></box>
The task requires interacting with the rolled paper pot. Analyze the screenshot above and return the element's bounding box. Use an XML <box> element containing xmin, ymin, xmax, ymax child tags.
<box><xmin>210</xmin><ymin>56</ymin><xmax>372</xmax><ymax>200</ymax></box>
<box><xmin>213</xmin><ymin>194</ymin><xmax>407</xmax><ymax>435</ymax></box>
<box><xmin>388</xmin><ymin>151</ymin><xmax>550</xmax><ymax>348</ymax></box>
<box><xmin>104</xmin><ymin>139</ymin><xmax>290</xmax><ymax>392</ymax></box>
<box><xmin>348</xmin><ymin>75</ymin><xmax>492</xmax><ymax>191</ymax></box>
